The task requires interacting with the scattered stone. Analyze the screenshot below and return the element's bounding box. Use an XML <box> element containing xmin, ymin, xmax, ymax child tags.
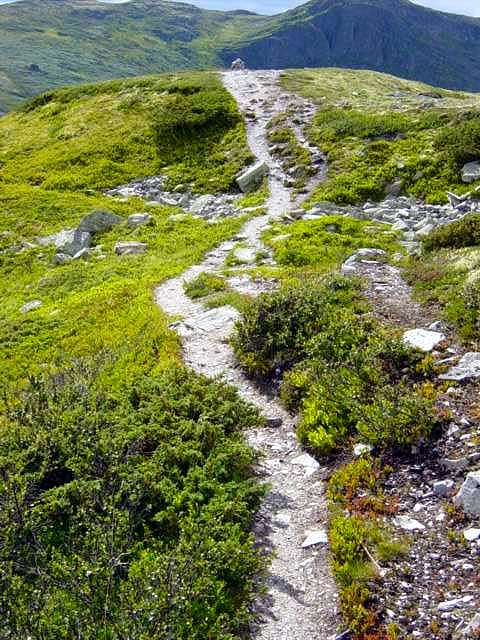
<box><xmin>353</xmin><ymin>443</ymin><xmax>373</xmax><ymax>457</ymax></box>
<box><xmin>393</xmin><ymin>515</ymin><xmax>426</xmax><ymax>531</ymax></box>
<box><xmin>291</xmin><ymin>453</ymin><xmax>320</xmax><ymax>477</ymax></box>
<box><xmin>236</xmin><ymin>161</ymin><xmax>269</xmax><ymax>193</ymax></box>
<box><xmin>403</xmin><ymin>328</ymin><xmax>446</xmax><ymax>352</ymax></box>
<box><xmin>438</xmin><ymin>596</ymin><xmax>474</xmax><ymax>612</ymax></box>
<box><xmin>463</xmin><ymin>528</ymin><xmax>480</xmax><ymax>542</ymax></box>
<box><xmin>114</xmin><ymin>241</ymin><xmax>148</xmax><ymax>256</ymax></box>
<box><xmin>78</xmin><ymin>210</ymin><xmax>123</xmax><ymax>234</ymax></box>
<box><xmin>460</xmin><ymin>613</ymin><xmax>480</xmax><ymax>637</ymax></box>
<box><xmin>454</xmin><ymin>471</ymin><xmax>480</xmax><ymax>515</ymax></box>
<box><xmin>72</xmin><ymin>248</ymin><xmax>91</xmax><ymax>261</ymax></box>
<box><xmin>127</xmin><ymin>213</ymin><xmax>152</xmax><ymax>228</ymax></box>
<box><xmin>21</xmin><ymin>300</ymin><xmax>43</xmax><ymax>314</ymax></box>
<box><xmin>461</xmin><ymin>161</ymin><xmax>480</xmax><ymax>183</ymax></box>
<box><xmin>301</xmin><ymin>529</ymin><xmax>328</xmax><ymax>548</ymax></box>
<box><xmin>265</xmin><ymin>416</ymin><xmax>283</xmax><ymax>429</ymax></box>
<box><xmin>439</xmin><ymin>352</ymin><xmax>480</xmax><ymax>382</ymax></box>
<box><xmin>52</xmin><ymin>252</ymin><xmax>72</xmax><ymax>265</ymax></box>
<box><xmin>433</xmin><ymin>479</ymin><xmax>455</xmax><ymax>497</ymax></box>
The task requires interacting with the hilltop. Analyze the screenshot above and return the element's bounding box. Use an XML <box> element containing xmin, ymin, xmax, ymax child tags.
<box><xmin>1</xmin><ymin>0</ymin><xmax>480</xmax><ymax>111</ymax></box>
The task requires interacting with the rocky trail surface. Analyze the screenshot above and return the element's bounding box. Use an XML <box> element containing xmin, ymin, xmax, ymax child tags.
<box><xmin>155</xmin><ymin>70</ymin><xmax>339</xmax><ymax>640</ymax></box>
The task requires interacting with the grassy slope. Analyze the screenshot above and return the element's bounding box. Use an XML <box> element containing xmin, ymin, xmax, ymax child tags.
<box><xmin>0</xmin><ymin>70</ymin><xmax>269</xmax><ymax>637</ymax></box>
<box><xmin>0</xmin><ymin>71</ymin><xmax>253</xmax><ymax>387</ymax></box>
<box><xmin>0</xmin><ymin>0</ymin><xmax>264</xmax><ymax>111</ymax></box>
<box><xmin>281</xmin><ymin>68</ymin><xmax>480</xmax><ymax>205</ymax></box>
<box><xmin>3</xmin><ymin>0</ymin><xmax>480</xmax><ymax>111</ymax></box>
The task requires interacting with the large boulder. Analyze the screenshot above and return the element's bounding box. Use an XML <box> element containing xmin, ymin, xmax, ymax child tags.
<box><xmin>454</xmin><ymin>471</ymin><xmax>480</xmax><ymax>516</ymax></box>
<box><xmin>461</xmin><ymin>161</ymin><xmax>480</xmax><ymax>184</ymax></box>
<box><xmin>78</xmin><ymin>210</ymin><xmax>123</xmax><ymax>234</ymax></box>
<box><xmin>236</xmin><ymin>161</ymin><xmax>268</xmax><ymax>193</ymax></box>
<box><xmin>58</xmin><ymin>229</ymin><xmax>91</xmax><ymax>257</ymax></box>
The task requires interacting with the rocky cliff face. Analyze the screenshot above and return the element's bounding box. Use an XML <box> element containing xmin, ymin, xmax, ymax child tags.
<box><xmin>220</xmin><ymin>0</ymin><xmax>480</xmax><ymax>91</ymax></box>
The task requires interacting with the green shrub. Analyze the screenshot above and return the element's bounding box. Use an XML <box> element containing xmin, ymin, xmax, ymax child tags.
<box><xmin>0</xmin><ymin>362</ymin><xmax>264</xmax><ymax>638</ymax></box>
<box><xmin>231</xmin><ymin>275</ymin><xmax>364</xmax><ymax>377</ymax></box>
<box><xmin>356</xmin><ymin>386</ymin><xmax>438</xmax><ymax>450</ymax></box>
<box><xmin>434</xmin><ymin>111</ymin><xmax>480</xmax><ymax>169</ymax></box>
<box><xmin>423</xmin><ymin>213</ymin><xmax>480</xmax><ymax>251</ymax></box>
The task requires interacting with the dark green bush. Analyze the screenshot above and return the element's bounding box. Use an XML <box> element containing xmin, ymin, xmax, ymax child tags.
<box><xmin>0</xmin><ymin>362</ymin><xmax>263</xmax><ymax>638</ymax></box>
<box><xmin>423</xmin><ymin>213</ymin><xmax>480</xmax><ymax>251</ymax></box>
<box><xmin>231</xmin><ymin>275</ymin><xmax>365</xmax><ymax>377</ymax></box>
<box><xmin>434</xmin><ymin>111</ymin><xmax>480</xmax><ymax>169</ymax></box>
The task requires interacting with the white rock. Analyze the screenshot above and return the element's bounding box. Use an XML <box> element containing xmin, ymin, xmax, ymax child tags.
<box><xmin>233</xmin><ymin>247</ymin><xmax>257</xmax><ymax>264</ymax></box>
<box><xmin>462</xmin><ymin>161</ymin><xmax>480</xmax><ymax>184</ymax></box>
<box><xmin>236</xmin><ymin>161</ymin><xmax>268</xmax><ymax>193</ymax></box>
<box><xmin>128</xmin><ymin>213</ymin><xmax>152</xmax><ymax>228</ymax></box>
<box><xmin>114</xmin><ymin>241</ymin><xmax>148</xmax><ymax>256</ymax></box>
<box><xmin>353</xmin><ymin>443</ymin><xmax>373</xmax><ymax>457</ymax></box>
<box><xmin>403</xmin><ymin>329</ymin><xmax>446</xmax><ymax>352</ymax></box>
<box><xmin>433</xmin><ymin>479</ymin><xmax>455</xmax><ymax>497</ymax></box>
<box><xmin>301</xmin><ymin>529</ymin><xmax>328</xmax><ymax>548</ymax></box>
<box><xmin>463</xmin><ymin>528</ymin><xmax>480</xmax><ymax>542</ymax></box>
<box><xmin>21</xmin><ymin>300</ymin><xmax>43</xmax><ymax>314</ymax></box>
<box><xmin>291</xmin><ymin>453</ymin><xmax>320</xmax><ymax>478</ymax></box>
<box><xmin>439</xmin><ymin>352</ymin><xmax>480</xmax><ymax>382</ymax></box>
<box><xmin>454</xmin><ymin>471</ymin><xmax>480</xmax><ymax>516</ymax></box>
<box><xmin>394</xmin><ymin>515</ymin><xmax>426</xmax><ymax>531</ymax></box>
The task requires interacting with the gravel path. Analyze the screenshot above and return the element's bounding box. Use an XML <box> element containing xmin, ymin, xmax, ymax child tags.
<box><xmin>154</xmin><ymin>70</ymin><xmax>339</xmax><ymax>640</ymax></box>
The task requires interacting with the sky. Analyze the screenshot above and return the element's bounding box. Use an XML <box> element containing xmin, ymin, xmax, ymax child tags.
<box><xmin>0</xmin><ymin>0</ymin><xmax>478</xmax><ymax>17</ymax></box>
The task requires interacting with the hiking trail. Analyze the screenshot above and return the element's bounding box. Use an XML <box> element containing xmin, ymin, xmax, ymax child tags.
<box><xmin>154</xmin><ymin>70</ymin><xmax>339</xmax><ymax>640</ymax></box>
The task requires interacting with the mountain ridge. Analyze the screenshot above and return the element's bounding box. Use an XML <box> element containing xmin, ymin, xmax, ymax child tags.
<box><xmin>1</xmin><ymin>0</ymin><xmax>480</xmax><ymax>111</ymax></box>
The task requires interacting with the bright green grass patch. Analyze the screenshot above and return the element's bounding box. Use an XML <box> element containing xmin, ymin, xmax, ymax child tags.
<box><xmin>1</xmin><ymin>209</ymin><xmax>247</xmax><ymax>387</ymax></box>
<box><xmin>184</xmin><ymin>273</ymin><xmax>228</xmax><ymax>299</ymax></box>
<box><xmin>0</xmin><ymin>72</ymin><xmax>252</xmax><ymax>194</ymax></box>
<box><xmin>281</xmin><ymin>69</ymin><xmax>480</xmax><ymax>205</ymax></box>
<box><xmin>264</xmin><ymin>215</ymin><xmax>401</xmax><ymax>271</ymax></box>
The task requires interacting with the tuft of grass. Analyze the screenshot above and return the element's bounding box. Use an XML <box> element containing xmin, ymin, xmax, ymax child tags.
<box><xmin>184</xmin><ymin>273</ymin><xmax>227</xmax><ymax>299</ymax></box>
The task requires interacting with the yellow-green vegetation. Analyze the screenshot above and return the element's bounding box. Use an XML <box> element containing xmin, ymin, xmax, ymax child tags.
<box><xmin>281</xmin><ymin>68</ymin><xmax>480</xmax><ymax>205</ymax></box>
<box><xmin>236</xmin><ymin>178</ymin><xmax>269</xmax><ymax>209</ymax></box>
<box><xmin>3</xmin><ymin>73</ymin><xmax>252</xmax><ymax>194</ymax></box>
<box><xmin>264</xmin><ymin>215</ymin><xmax>401</xmax><ymax>272</ymax></box>
<box><xmin>0</xmin><ymin>72</ymin><xmax>252</xmax><ymax>386</ymax></box>
<box><xmin>266</xmin><ymin>113</ymin><xmax>314</xmax><ymax>190</ymax></box>
<box><xmin>407</xmin><ymin>214</ymin><xmax>480</xmax><ymax>343</ymax></box>
<box><xmin>0</xmin><ymin>72</ymin><xmax>265</xmax><ymax>636</ymax></box>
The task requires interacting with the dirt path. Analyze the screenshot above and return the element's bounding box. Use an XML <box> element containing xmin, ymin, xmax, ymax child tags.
<box><xmin>154</xmin><ymin>70</ymin><xmax>339</xmax><ymax>640</ymax></box>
